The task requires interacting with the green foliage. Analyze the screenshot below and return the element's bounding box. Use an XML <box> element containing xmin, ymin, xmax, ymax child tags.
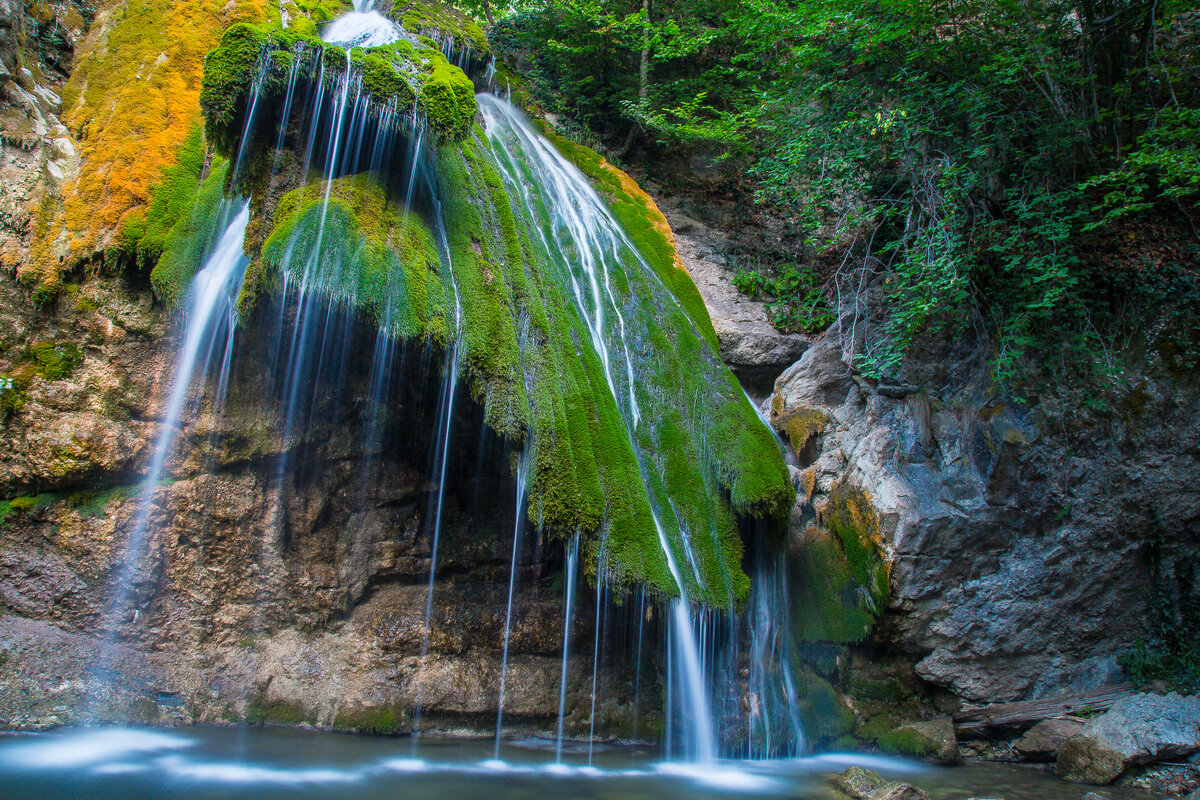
<box><xmin>1119</xmin><ymin>516</ymin><xmax>1200</xmax><ymax>692</ymax></box>
<box><xmin>496</xmin><ymin>0</ymin><xmax>1200</xmax><ymax>381</ymax></box>
<box><xmin>490</xmin><ymin>0</ymin><xmax>756</xmax><ymax>146</ymax></box>
<box><xmin>732</xmin><ymin>264</ymin><xmax>833</xmax><ymax>335</ymax></box>
<box><xmin>733</xmin><ymin>0</ymin><xmax>1200</xmax><ymax>379</ymax></box>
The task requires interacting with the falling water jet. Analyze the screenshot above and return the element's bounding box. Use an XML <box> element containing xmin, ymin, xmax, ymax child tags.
<box><xmin>478</xmin><ymin>93</ymin><xmax>719</xmax><ymax>761</ymax></box>
<box><xmin>555</xmin><ymin>533</ymin><xmax>581</xmax><ymax>763</ymax></box>
<box><xmin>493</xmin><ymin>450</ymin><xmax>530</xmax><ymax>758</ymax></box>
<box><xmin>90</xmin><ymin>202</ymin><xmax>251</xmax><ymax>710</ymax></box>
<box><xmin>587</xmin><ymin>538</ymin><xmax>608</xmax><ymax>764</ymax></box>
<box><xmin>409</xmin><ymin>185</ymin><xmax>464</xmax><ymax>747</ymax></box>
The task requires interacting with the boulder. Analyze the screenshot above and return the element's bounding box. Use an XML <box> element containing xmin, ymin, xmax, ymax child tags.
<box><xmin>1015</xmin><ymin>717</ymin><xmax>1086</xmax><ymax>761</ymax></box>
<box><xmin>879</xmin><ymin>717</ymin><xmax>961</xmax><ymax>764</ymax></box>
<box><xmin>833</xmin><ymin>765</ymin><xmax>887</xmax><ymax>798</ymax></box>
<box><xmin>1057</xmin><ymin>693</ymin><xmax>1200</xmax><ymax>784</ymax></box>
<box><xmin>869</xmin><ymin>782</ymin><xmax>931</xmax><ymax>800</ymax></box>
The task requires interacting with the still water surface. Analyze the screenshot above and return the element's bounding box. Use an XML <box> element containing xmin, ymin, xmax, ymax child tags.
<box><xmin>0</xmin><ymin>726</ymin><xmax>1163</xmax><ymax>799</ymax></box>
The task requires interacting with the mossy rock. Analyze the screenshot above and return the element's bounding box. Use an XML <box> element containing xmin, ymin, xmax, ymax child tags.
<box><xmin>27</xmin><ymin>341</ymin><xmax>82</xmax><ymax>381</ymax></box>
<box><xmin>246</xmin><ymin>694</ymin><xmax>309</xmax><ymax>725</ymax></box>
<box><xmin>788</xmin><ymin>484</ymin><xmax>889</xmax><ymax>643</ymax></box>
<box><xmin>200</xmin><ymin>18</ymin><xmax>478</xmax><ymax>151</ymax></box>
<box><xmin>332</xmin><ymin>704</ymin><xmax>411</xmax><ymax>735</ymax></box>
<box><xmin>23</xmin><ymin>0</ymin><xmax>276</xmax><ymax>286</ymax></box>
<box><xmin>390</xmin><ymin>0</ymin><xmax>489</xmax><ymax>54</ymax></box>
<box><xmin>243</xmin><ymin>173</ymin><xmax>449</xmax><ymax>341</ymax></box>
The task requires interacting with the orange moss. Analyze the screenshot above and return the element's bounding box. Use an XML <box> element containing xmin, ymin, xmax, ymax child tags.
<box><xmin>23</xmin><ymin>0</ymin><xmax>277</xmax><ymax>284</ymax></box>
<box><xmin>600</xmin><ymin>160</ymin><xmax>689</xmax><ymax>276</ymax></box>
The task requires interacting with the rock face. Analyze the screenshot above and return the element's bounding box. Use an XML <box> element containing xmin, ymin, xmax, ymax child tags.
<box><xmin>654</xmin><ymin>195</ymin><xmax>810</xmax><ymax>396</ymax></box>
<box><xmin>772</xmin><ymin>324</ymin><xmax>1200</xmax><ymax>703</ymax></box>
<box><xmin>1016</xmin><ymin>717</ymin><xmax>1087</xmax><ymax>761</ymax></box>
<box><xmin>1057</xmin><ymin>693</ymin><xmax>1200</xmax><ymax>783</ymax></box>
<box><xmin>0</xmin><ymin>271</ymin><xmax>655</xmax><ymax>734</ymax></box>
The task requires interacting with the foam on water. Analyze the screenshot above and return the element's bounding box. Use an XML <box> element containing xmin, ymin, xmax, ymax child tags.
<box><xmin>158</xmin><ymin>756</ymin><xmax>363</xmax><ymax>784</ymax></box>
<box><xmin>0</xmin><ymin>728</ymin><xmax>194</xmax><ymax>769</ymax></box>
<box><xmin>321</xmin><ymin>11</ymin><xmax>403</xmax><ymax>48</ymax></box>
<box><xmin>379</xmin><ymin>758</ymin><xmax>428</xmax><ymax>773</ymax></box>
<box><xmin>654</xmin><ymin>761</ymin><xmax>780</xmax><ymax>792</ymax></box>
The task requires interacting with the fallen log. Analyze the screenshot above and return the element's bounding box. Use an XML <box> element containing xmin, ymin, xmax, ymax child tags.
<box><xmin>953</xmin><ymin>684</ymin><xmax>1137</xmax><ymax>737</ymax></box>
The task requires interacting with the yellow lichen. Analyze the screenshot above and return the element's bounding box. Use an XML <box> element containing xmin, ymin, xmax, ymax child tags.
<box><xmin>802</xmin><ymin>465</ymin><xmax>817</xmax><ymax>501</ymax></box>
<box><xmin>23</xmin><ymin>0</ymin><xmax>277</xmax><ymax>285</ymax></box>
<box><xmin>772</xmin><ymin>405</ymin><xmax>828</xmax><ymax>460</ymax></box>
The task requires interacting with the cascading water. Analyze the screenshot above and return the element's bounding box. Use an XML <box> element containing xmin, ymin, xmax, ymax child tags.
<box><xmin>91</xmin><ymin>0</ymin><xmax>802</xmax><ymax>769</ymax></box>
<box><xmin>97</xmin><ymin>202</ymin><xmax>251</xmax><ymax>643</ymax></box>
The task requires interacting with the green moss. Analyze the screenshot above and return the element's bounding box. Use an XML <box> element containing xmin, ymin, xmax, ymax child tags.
<box><xmin>878</xmin><ymin>728</ymin><xmax>937</xmax><ymax>757</ymax></box>
<box><xmin>537</xmin><ymin>122</ymin><xmax>719</xmax><ymax>353</ymax></box>
<box><xmin>121</xmin><ymin>124</ymin><xmax>211</xmax><ymax>270</ymax></box>
<box><xmin>246</xmin><ymin>174</ymin><xmax>449</xmax><ymax>339</ymax></box>
<box><xmin>201</xmin><ymin>20</ymin><xmax>477</xmax><ymax>151</ymax></box>
<box><xmin>200</xmin><ymin>23</ymin><xmax>272</xmax><ymax>132</ymax></box>
<box><xmin>431</xmin><ymin>128</ymin><xmax>792</xmax><ymax>605</ymax></box>
<box><xmin>787</xmin><ymin>493</ymin><xmax>889</xmax><ymax>644</ymax></box>
<box><xmin>417</xmin><ymin>54</ymin><xmax>477</xmax><ymax>140</ymax></box>
<box><xmin>6</xmin><ymin>493</ymin><xmax>60</xmax><ymax>515</ymax></box>
<box><xmin>395</xmin><ymin>1</ymin><xmax>488</xmax><ymax>54</ymax></box>
<box><xmin>793</xmin><ymin>665</ymin><xmax>855</xmax><ymax>749</ymax></box>
<box><xmin>150</xmin><ymin>159</ymin><xmax>236</xmax><ymax>306</ymax></box>
<box><xmin>68</xmin><ymin>485</ymin><xmax>141</xmax><ymax>519</ymax></box>
<box><xmin>28</xmin><ymin>341</ymin><xmax>82</xmax><ymax>381</ymax></box>
<box><xmin>246</xmin><ymin>694</ymin><xmax>308</xmax><ymax>725</ymax></box>
<box><xmin>332</xmin><ymin>704</ymin><xmax>410</xmax><ymax>735</ymax></box>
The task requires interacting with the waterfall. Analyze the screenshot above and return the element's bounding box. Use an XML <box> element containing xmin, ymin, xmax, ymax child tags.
<box><xmin>97</xmin><ymin>8</ymin><xmax>802</xmax><ymax>763</ymax></box>
<box><xmin>93</xmin><ymin>201</ymin><xmax>251</xmax><ymax>698</ymax></box>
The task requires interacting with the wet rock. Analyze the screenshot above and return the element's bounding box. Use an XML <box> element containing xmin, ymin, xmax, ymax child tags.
<box><xmin>833</xmin><ymin>765</ymin><xmax>887</xmax><ymax>798</ymax></box>
<box><xmin>1081</xmin><ymin>793</ymin><xmax>1108</xmax><ymax>800</ymax></box>
<box><xmin>1057</xmin><ymin>693</ymin><xmax>1200</xmax><ymax>784</ymax></box>
<box><xmin>1015</xmin><ymin>717</ymin><xmax>1086</xmax><ymax>761</ymax></box>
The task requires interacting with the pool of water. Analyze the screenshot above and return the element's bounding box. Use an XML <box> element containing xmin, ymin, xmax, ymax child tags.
<box><xmin>0</xmin><ymin>727</ymin><xmax>1164</xmax><ymax>799</ymax></box>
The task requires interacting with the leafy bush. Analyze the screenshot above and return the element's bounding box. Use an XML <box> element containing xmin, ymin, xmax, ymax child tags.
<box><xmin>733</xmin><ymin>264</ymin><xmax>833</xmax><ymax>334</ymax></box>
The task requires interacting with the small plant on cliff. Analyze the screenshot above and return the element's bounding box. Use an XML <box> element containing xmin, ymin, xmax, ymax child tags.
<box><xmin>733</xmin><ymin>263</ymin><xmax>833</xmax><ymax>335</ymax></box>
<box><xmin>1119</xmin><ymin>517</ymin><xmax>1200</xmax><ymax>692</ymax></box>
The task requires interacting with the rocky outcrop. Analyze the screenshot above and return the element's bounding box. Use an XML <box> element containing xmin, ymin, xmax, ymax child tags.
<box><xmin>1015</xmin><ymin>717</ymin><xmax>1087</xmax><ymax>761</ymax></box>
<box><xmin>770</xmin><ymin>322</ymin><xmax>1200</xmax><ymax>704</ymax></box>
<box><xmin>1057</xmin><ymin>693</ymin><xmax>1200</xmax><ymax>784</ymax></box>
<box><xmin>0</xmin><ymin>0</ymin><xmax>86</xmax><ymax>269</ymax></box>
<box><xmin>0</xmin><ymin>269</ymin><xmax>655</xmax><ymax>735</ymax></box>
<box><xmin>653</xmin><ymin>194</ymin><xmax>809</xmax><ymax>396</ymax></box>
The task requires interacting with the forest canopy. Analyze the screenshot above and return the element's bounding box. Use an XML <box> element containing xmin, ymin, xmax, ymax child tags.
<box><xmin>471</xmin><ymin>0</ymin><xmax>1200</xmax><ymax>386</ymax></box>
